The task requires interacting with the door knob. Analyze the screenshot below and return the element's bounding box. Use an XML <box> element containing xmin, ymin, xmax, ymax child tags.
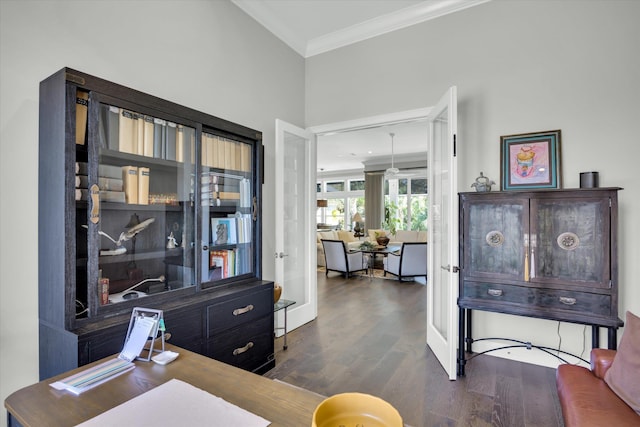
<box><xmin>441</xmin><ymin>264</ymin><xmax>460</xmax><ymax>273</ymax></box>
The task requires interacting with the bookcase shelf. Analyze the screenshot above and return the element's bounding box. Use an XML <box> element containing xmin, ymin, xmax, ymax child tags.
<box><xmin>39</xmin><ymin>67</ymin><xmax>273</xmax><ymax>380</ymax></box>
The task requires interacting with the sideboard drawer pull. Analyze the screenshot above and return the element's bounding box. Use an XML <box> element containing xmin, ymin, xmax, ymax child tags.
<box><xmin>559</xmin><ymin>297</ymin><xmax>577</xmax><ymax>305</ymax></box>
<box><xmin>487</xmin><ymin>289</ymin><xmax>503</xmax><ymax>297</ymax></box>
<box><xmin>233</xmin><ymin>304</ymin><xmax>254</xmax><ymax>316</ymax></box>
<box><xmin>233</xmin><ymin>341</ymin><xmax>254</xmax><ymax>356</ymax></box>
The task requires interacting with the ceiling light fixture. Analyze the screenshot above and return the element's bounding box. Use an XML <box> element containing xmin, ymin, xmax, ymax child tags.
<box><xmin>385</xmin><ymin>132</ymin><xmax>400</xmax><ymax>177</ymax></box>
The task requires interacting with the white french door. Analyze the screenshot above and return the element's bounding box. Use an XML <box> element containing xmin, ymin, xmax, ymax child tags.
<box><xmin>274</xmin><ymin>119</ymin><xmax>317</xmax><ymax>332</ymax></box>
<box><xmin>426</xmin><ymin>87</ymin><xmax>459</xmax><ymax>380</ymax></box>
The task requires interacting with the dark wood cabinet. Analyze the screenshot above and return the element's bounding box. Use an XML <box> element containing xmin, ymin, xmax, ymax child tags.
<box><xmin>38</xmin><ymin>68</ymin><xmax>273</xmax><ymax>379</ymax></box>
<box><xmin>457</xmin><ymin>188</ymin><xmax>623</xmax><ymax>375</ymax></box>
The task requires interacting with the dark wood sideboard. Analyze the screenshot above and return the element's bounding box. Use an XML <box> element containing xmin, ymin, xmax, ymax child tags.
<box><xmin>457</xmin><ymin>188</ymin><xmax>623</xmax><ymax>375</ymax></box>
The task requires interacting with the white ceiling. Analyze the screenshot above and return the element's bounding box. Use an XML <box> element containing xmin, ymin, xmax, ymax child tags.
<box><xmin>231</xmin><ymin>0</ymin><xmax>489</xmax><ymax>173</ymax></box>
<box><xmin>232</xmin><ymin>0</ymin><xmax>490</xmax><ymax>58</ymax></box>
<box><xmin>317</xmin><ymin>119</ymin><xmax>429</xmax><ymax>174</ymax></box>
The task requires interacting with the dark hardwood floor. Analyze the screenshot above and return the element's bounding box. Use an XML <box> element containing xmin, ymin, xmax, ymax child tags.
<box><xmin>264</xmin><ymin>271</ymin><xmax>564</xmax><ymax>427</ymax></box>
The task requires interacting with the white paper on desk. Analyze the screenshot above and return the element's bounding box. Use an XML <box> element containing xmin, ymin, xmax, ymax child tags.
<box><xmin>75</xmin><ymin>378</ymin><xmax>271</xmax><ymax>427</ymax></box>
<box><xmin>119</xmin><ymin>316</ymin><xmax>156</xmax><ymax>362</ymax></box>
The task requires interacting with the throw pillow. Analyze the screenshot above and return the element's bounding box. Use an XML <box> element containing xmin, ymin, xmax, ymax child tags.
<box><xmin>337</xmin><ymin>230</ymin><xmax>356</xmax><ymax>243</ymax></box>
<box><xmin>604</xmin><ymin>310</ymin><xmax>640</xmax><ymax>414</ymax></box>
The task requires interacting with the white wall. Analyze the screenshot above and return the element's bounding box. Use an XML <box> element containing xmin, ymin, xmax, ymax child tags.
<box><xmin>306</xmin><ymin>0</ymin><xmax>640</xmax><ymax>367</ymax></box>
<box><xmin>0</xmin><ymin>0</ymin><xmax>304</xmax><ymax>421</ymax></box>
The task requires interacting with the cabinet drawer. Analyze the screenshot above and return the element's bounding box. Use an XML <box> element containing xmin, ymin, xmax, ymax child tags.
<box><xmin>207</xmin><ymin>316</ymin><xmax>273</xmax><ymax>372</ymax></box>
<box><xmin>164</xmin><ymin>308</ymin><xmax>203</xmax><ymax>354</ymax></box>
<box><xmin>462</xmin><ymin>281</ymin><xmax>611</xmax><ymax>317</ymax></box>
<box><xmin>207</xmin><ymin>287</ymin><xmax>272</xmax><ymax>337</ymax></box>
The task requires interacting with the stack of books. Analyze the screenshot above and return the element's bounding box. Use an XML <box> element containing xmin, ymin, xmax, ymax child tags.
<box><xmin>75</xmin><ymin>162</ymin><xmax>125</xmax><ymax>203</ymax></box>
<box><xmin>99</xmin><ymin>104</ymin><xmax>194</xmax><ymax>163</ymax></box>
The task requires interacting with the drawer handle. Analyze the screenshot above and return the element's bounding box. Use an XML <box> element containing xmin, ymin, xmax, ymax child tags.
<box><xmin>559</xmin><ymin>297</ymin><xmax>577</xmax><ymax>305</ymax></box>
<box><xmin>487</xmin><ymin>289</ymin><xmax>503</xmax><ymax>297</ymax></box>
<box><xmin>233</xmin><ymin>341</ymin><xmax>254</xmax><ymax>356</ymax></box>
<box><xmin>233</xmin><ymin>304</ymin><xmax>254</xmax><ymax>316</ymax></box>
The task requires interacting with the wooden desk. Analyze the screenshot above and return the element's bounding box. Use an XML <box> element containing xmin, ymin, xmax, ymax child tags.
<box><xmin>5</xmin><ymin>344</ymin><xmax>325</xmax><ymax>427</ymax></box>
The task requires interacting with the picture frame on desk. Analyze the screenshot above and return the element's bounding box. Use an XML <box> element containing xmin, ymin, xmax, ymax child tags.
<box><xmin>500</xmin><ymin>130</ymin><xmax>562</xmax><ymax>190</ymax></box>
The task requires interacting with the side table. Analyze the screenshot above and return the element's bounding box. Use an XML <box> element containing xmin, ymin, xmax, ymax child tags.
<box><xmin>274</xmin><ymin>299</ymin><xmax>296</xmax><ymax>350</ymax></box>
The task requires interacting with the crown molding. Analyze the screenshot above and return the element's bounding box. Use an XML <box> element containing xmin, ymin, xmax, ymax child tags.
<box><xmin>231</xmin><ymin>0</ymin><xmax>308</xmax><ymax>56</ymax></box>
<box><xmin>307</xmin><ymin>0</ymin><xmax>491</xmax><ymax>57</ymax></box>
<box><xmin>232</xmin><ymin>0</ymin><xmax>492</xmax><ymax>58</ymax></box>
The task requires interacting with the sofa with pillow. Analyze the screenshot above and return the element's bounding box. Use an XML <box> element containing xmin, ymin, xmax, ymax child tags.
<box><xmin>556</xmin><ymin>310</ymin><xmax>640</xmax><ymax>427</ymax></box>
<box><xmin>367</xmin><ymin>229</ymin><xmax>428</xmax><ymax>246</ymax></box>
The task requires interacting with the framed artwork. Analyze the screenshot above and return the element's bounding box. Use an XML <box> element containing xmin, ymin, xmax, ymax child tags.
<box><xmin>500</xmin><ymin>130</ymin><xmax>562</xmax><ymax>190</ymax></box>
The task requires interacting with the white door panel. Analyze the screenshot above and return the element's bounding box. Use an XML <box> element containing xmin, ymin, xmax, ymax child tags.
<box><xmin>426</xmin><ymin>87</ymin><xmax>459</xmax><ymax>380</ymax></box>
<box><xmin>275</xmin><ymin>120</ymin><xmax>317</xmax><ymax>332</ymax></box>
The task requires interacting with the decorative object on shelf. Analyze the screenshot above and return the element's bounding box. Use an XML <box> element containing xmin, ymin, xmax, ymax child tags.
<box><xmin>500</xmin><ymin>130</ymin><xmax>562</xmax><ymax>190</ymax></box>
<box><xmin>214</xmin><ymin>221</ymin><xmax>228</xmax><ymax>245</ymax></box>
<box><xmin>81</xmin><ymin>217</ymin><xmax>155</xmax><ymax>256</ymax></box>
<box><xmin>273</xmin><ymin>283</ymin><xmax>282</xmax><ymax>303</ymax></box>
<box><xmin>471</xmin><ymin>172</ymin><xmax>495</xmax><ymax>192</ymax></box>
<box><xmin>580</xmin><ymin>171</ymin><xmax>599</xmax><ymax>188</ymax></box>
<box><xmin>166</xmin><ymin>232</ymin><xmax>177</xmax><ymax>249</ymax></box>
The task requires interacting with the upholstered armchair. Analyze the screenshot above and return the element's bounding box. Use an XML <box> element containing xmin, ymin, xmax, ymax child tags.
<box><xmin>383</xmin><ymin>242</ymin><xmax>428</xmax><ymax>280</ymax></box>
<box><xmin>321</xmin><ymin>239</ymin><xmax>367</xmax><ymax>277</ymax></box>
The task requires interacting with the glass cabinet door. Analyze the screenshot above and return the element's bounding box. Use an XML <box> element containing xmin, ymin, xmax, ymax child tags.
<box><xmin>76</xmin><ymin>96</ymin><xmax>196</xmax><ymax>315</ymax></box>
<box><xmin>200</xmin><ymin>131</ymin><xmax>254</xmax><ymax>286</ymax></box>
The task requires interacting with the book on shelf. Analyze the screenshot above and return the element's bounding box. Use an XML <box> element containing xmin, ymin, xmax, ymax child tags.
<box><xmin>234</xmin><ymin>212</ymin><xmax>252</xmax><ymax>244</ymax></box>
<box><xmin>142</xmin><ymin>115</ymin><xmax>154</xmax><ymax>157</ymax></box>
<box><xmin>239</xmin><ymin>178</ymin><xmax>251</xmax><ymax>208</ymax></box>
<box><xmin>138</xmin><ymin>167</ymin><xmax>150</xmax><ymax>205</ymax></box>
<box><xmin>219</xmin><ymin>217</ymin><xmax>237</xmax><ymax>244</ymax></box>
<box><xmin>122</xmin><ymin>165</ymin><xmax>138</xmax><ymax>204</ymax></box>
<box><xmin>209</xmin><ymin>249</ymin><xmax>234</xmax><ymax>278</ymax></box>
<box><xmin>75</xmin><ymin>175</ymin><xmax>124</xmax><ymax>192</ymax></box>
<box><xmin>176</xmin><ymin>125</ymin><xmax>185</xmax><ymax>162</ymax></box>
<box><xmin>76</xmin><ymin>162</ymin><xmax>124</xmax><ymax>180</ymax></box>
<box><xmin>166</xmin><ymin>121</ymin><xmax>177</xmax><ymax>161</ymax></box>
<box><xmin>75</xmin><ymin>189</ymin><xmax>125</xmax><ymax>203</ymax></box>
<box><xmin>75</xmin><ymin>90</ymin><xmax>89</xmax><ymax>145</ymax></box>
<box><xmin>153</xmin><ymin>117</ymin><xmax>167</xmax><ymax>159</ymax></box>
<box><xmin>135</xmin><ymin>113</ymin><xmax>144</xmax><ymax>155</ymax></box>
<box><xmin>99</xmin><ymin>105</ymin><xmax>120</xmax><ymax>151</ymax></box>
<box><xmin>118</xmin><ymin>109</ymin><xmax>136</xmax><ymax>154</ymax></box>
<box><xmin>240</xmin><ymin>142</ymin><xmax>251</xmax><ymax>172</ymax></box>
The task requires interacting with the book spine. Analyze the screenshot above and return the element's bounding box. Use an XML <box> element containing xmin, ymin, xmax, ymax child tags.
<box><xmin>138</xmin><ymin>167</ymin><xmax>150</xmax><ymax>205</ymax></box>
<box><xmin>118</xmin><ymin>109</ymin><xmax>136</xmax><ymax>154</ymax></box>
<box><xmin>143</xmin><ymin>115</ymin><xmax>154</xmax><ymax>157</ymax></box>
<box><xmin>75</xmin><ymin>189</ymin><xmax>126</xmax><ymax>203</ymax></box>
<box><xmin>166</xmin><ymin>121</ymin><xmax>177</xmax><ymax>161</ymax></box>
<box><xmin>75</xmin><ymin>91</ymin><xmax>89</xmax><ymax>145</ymax></box>
<box><xmin>122</xmin><ymin>166</ymin><xmax>138</xmax><ymax>204</ymax></box>
<box><xmin>75</xmin><ymin>176</ymin><xmax>124</xmax><ymax>192</ymax></box>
